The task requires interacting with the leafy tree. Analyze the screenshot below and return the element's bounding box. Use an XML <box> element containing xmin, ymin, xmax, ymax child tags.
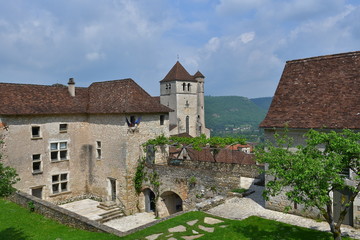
<box><xmin>256</xmin><ymin>129</ymin><xmax>360</xmax><ymax>240</ymax></box>
<box><xmin>0</xmin><ymin>140</ymin><xmax>19</xmax><ymax>197</ymax></box>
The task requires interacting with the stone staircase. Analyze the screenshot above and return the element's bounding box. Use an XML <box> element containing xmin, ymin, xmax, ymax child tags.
<box><xmin>97</xmin><ymin>201</ymin><xmax>124</xmax><ymax>223</ymax></box>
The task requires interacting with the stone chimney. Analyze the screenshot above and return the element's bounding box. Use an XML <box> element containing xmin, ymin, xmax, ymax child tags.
<box><xmin>68</xmin><ymin>78</ymin><xmax>75</xmax><ymax>97</ymax></box>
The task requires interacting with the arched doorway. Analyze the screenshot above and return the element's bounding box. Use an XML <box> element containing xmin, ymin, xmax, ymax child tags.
<box><xmin>160</xmin><ymin>191</ymin><xmax>183</xmax><ymax>215</ymax></box>
<box><xmin>143</xmin><ymin>188</ymin><xmax>156</xmax><ymax>212</ymax></box>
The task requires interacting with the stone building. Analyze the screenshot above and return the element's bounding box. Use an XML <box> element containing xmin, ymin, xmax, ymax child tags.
<box><xmin>260</xmin><ymin>51</ymin><xmax>360</xmax><ymax>227</ymax></box>
<box><xmin>160</xmin><ymin>61</ymin><xmax>210</xmax><ymax>137</ymax></box>
<box><xmin>0</xmin><ymin>78</ymin><xmax>171</xmax><ymax>214</ymax></box>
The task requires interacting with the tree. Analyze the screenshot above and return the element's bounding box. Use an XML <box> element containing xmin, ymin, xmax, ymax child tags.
<box><xmin>256</xmin><ymin>129</ymin><xmax>360</xmax><ymax>240</ymax></box>
<box><xmin>0</xmin><ymin>140</ymin><xmax>19</xmax><ymax>197</ymax></box>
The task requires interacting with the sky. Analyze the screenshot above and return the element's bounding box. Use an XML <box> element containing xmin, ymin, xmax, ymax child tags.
<box><xmin>0</xmin><ymin>0</ymin><xmax>359</xmax><ymax>98</ymax></box>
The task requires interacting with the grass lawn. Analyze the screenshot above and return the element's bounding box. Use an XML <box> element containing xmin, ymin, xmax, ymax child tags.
<box><xmin>0</xmin><ymin>199</ymin><xmax>122</xmax><ymax>240</ymax></box>
<box><xmin>0</xmin><ymin>198</ymin><xmax>355</xmax><ymax>240</ymax></box>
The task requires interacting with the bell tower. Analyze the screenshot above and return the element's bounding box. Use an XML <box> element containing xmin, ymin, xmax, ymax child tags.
<box><xmin>160</xmin><ymin>61</ymin><xmax>209</xmax><ymax>137</ymax></box>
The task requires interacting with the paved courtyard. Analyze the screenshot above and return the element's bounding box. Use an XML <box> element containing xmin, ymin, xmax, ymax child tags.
<box><xmin>59</xmin><ymin>186</ymin><xmax>360</xmax><ymax>239</ymax></box>
<box><xmin>208</xmin><ymin>185</ymin><xmax>360</xmax><ymax>239</ymax></box>
<box><xmin>59</xmin><ymin>199</ymin><xmax>157</xmax><ymax>231</ymax></box>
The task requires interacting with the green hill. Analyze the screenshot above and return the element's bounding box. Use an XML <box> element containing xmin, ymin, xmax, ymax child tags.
<box><xmin>204</xmin><ymin>96</ymin><xmax>272</xmax><ymax>142</ymax></box>
<box><xmin>250</xmin><ymin>97</ymin><xmax>273</xmax><ymax>111</ymax></box>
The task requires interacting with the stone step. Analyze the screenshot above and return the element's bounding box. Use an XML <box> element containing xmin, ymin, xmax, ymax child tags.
<box><xmin>97</xmin><ymin>201</ymin><xmax>118</xmax><ymax>210</ymax></box>
<box><xmin>98</xmin><ymin>209</ymin><xmax>124</xmax><ymax>223</ymax></box>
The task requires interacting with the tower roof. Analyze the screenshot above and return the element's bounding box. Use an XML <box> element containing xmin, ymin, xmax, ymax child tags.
<box><xmin>194</xmin><ymin>71</ymin><xmax>205</xmax><ymax>78</ymax></box>
<box><xmin>160</xmin><ymin>61</ymin><xmax>197</xmax><ymax>82</ymax></box>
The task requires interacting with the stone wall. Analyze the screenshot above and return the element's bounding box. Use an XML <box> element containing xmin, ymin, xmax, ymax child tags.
<box><xmin>143</xmin><ymin>160</ymin><xmax>263</xmax><ymax>214</ymax></box>
<box><xmin>7</xmin><ymin>191</ymin><xmax>123</xmax><ymax>236</ymax></box>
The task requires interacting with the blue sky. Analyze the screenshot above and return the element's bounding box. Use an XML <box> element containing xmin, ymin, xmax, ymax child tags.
<box><xmin>0</xmin><ymin>0</ymin><xmax>359</xmax><ymax>98</ymax></box>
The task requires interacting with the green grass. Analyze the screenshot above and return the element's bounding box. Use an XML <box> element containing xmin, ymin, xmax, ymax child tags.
<box><xmin>122</xmin><ymin>211</ymin><xmax>354</xmax><ymax>240</ymax></box>
<box><xmin>230</xmin><ymin>188</ymin><xmax>248</xmax><ymax>194</ymax></box>
<box><xmin>0</xmin><ymin>198</ymin><xmax>355</xmax><ymax>240</ymax></box>
<box><xmin>0</xmin><ymin>199</ymin><xmax>122</xmax><ymax>240</ymax></box>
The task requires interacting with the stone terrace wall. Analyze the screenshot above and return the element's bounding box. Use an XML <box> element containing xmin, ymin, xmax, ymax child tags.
<box><xmin>181</xmin><ymin>159</ymin><xmax>263</xmax><ymax>178</ymax></box>
<box><xmin>146</xmin><ymin>161</ymin><xmax>263</xmax><ymax>210</ymax></box>
<box><xmin>7</xmin><ymin>191</ymin><xmax>123</xmax><ymax>236</ymax></box>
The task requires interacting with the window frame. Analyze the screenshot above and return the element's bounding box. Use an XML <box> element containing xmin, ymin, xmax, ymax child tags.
<box><xmin>96</xmin><ymin>141</ymin><xmax>102</xmax><ymax>160</ymax></box>
<box><xmin>59</xmin><ymin>123</ymin><xmax>68</xmax><ymax>133</ymax></box>
<box><xmin>51</xmin><ymin>173</ymin><xmax>69</xmax><ymax>194</ymax></box>
<box><xmin>31</xmin><ymin>126</ymin><xmax>41</xmax><ymax>139</ymax></box>
<box><xmin>32</xmin><ymin>154</ymin><xmax>42</xmax><ymax>174</ymax></box>
<box><xmin>50</xmin><ymin>141</ymin><xmax>68</xmax><ymax>162</ymax></box>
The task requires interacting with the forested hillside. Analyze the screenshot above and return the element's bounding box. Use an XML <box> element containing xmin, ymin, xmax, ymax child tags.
<box><xmin>204</xmin><ymin>96</ymin><xmax>272</xmax><ymax>142</ymax></box>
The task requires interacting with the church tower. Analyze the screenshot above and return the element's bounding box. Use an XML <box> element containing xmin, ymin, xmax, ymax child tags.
<box><xmin>160</xmin><ymin>61</ymin><xmax>210</xmax><ymax>137</ymax></box>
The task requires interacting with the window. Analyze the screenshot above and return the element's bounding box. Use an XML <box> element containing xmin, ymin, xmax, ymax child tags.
<box><xmin>96</xmin><ymin>141</ymin><xmax>102</xmax><ymax>159</ymax></box>
<box><xmin>187</xmin><ymin>83</ymin><xmax>191</xmax><ymax>91</ymax></box>
<box><xmin>183</xmin><ymin>83</ymin><xmax>186</xmax><ymax>91</ymax></box>
<box><xmin>52</xmin><ymin>173</ymin><xmax>68</xmax><ymax>194</ymax></box>
<box><xmin>59</xmin><ymin>124</ymin><xmax>68</xmax><ymax>132</ymax></box>
<box><xmin>32</xmin><ymin>154</ymin><xmax>42</xmax><ymax>174</ymax></box>
<box><xmin>50</xmin><ymin>142</ymin><xmax>68</xmax><ymax>161</ymax></box>
<box><xmin>168</xmin><ymin>83</ymin><xmax>171</xmax><ymax>89</ymax></box>
<box><xmin>31</xmin><ymin>126</ymin><xmax>40</xmax><ymax>138</ymax></box>
<box><xmin>160</xmin><ymin>115</ymin><xmax>165</xmax><ymax>125</ymax></box>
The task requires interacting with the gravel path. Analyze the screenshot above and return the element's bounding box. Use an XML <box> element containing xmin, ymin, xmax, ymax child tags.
<box><xmin>207</xmin><ymin>185</ymin><xmax>360</xmax><ymax>239</ymax></box>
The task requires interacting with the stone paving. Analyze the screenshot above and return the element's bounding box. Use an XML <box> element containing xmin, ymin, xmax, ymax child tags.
<box><xmin>144</xmin><ymin>216</ymin><xmax>224</xmax><ymax>240</ymax></box>
<box><xmin>208</xmin><ymin>185</ymin><xmax>360</xmax><ymax>240</ymax></box>
<box><xmin>59</xmin><ymin>186</ymin><xmax>360</xmax><ymax>239</ymax></box>
<box><xmin>59</xmin><ymin>199</ymin><xmax>108</xmax><ymax>221</ymax></box>
<box><xmin>59</xmin><ymin>199</ymin><xmax>157</xmax><ymax>231</ymax></box>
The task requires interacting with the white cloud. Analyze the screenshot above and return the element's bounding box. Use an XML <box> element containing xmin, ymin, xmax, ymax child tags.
<box><xmin>85</xmin><ymin>52</ymin><xmax>105</xmax><ymax>61</ymax></box>
<box><xmin>0</xmin><ymin>0</ymin><xmax>359</xmax><ymax>98</ymax></box>
<box><xmin>205</xmin><ymin>37</ymin><xmax>221</xmax><ymax>53</ymax></box>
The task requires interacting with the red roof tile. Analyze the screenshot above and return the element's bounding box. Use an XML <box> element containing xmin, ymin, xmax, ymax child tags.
<box><xmin>260</xmin><ymin>51</ymin><xmax>360</xmax><ymax>129</ymax></box>
<box><xmin>0</xmin><ymin>79</ymin><xmax>171</xmax><ymax>115</ymax></box>
<box><xmin>194</xmin><ymin>71</ymin><xmax>205</xmax><ymax>78</ymax></box>
<box><xmin>160</xmin><ymin>61</ymin><xmax>197</xmax><ymax>82</ymax></box>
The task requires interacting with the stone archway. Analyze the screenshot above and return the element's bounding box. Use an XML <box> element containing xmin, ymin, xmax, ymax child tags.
<box><xmin>158</xmin><ymin>191</ymin><xmax>183</xmax><ymax>217</ymax></box>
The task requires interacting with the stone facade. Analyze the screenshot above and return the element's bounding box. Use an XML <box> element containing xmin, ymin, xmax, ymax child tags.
<box><xmin>0</xmin><ymin>113</ymin><xmax>169</xmax><ymax>214</ymax></box>
<box><xmin>137</xmin><ymin>159</ymin><xmax>263</xmax><ymax>218</ymax></box>
<box><xmin>160</xmin><ymin>62</ymin><xmax>210</xmax><ymax>137</ymax></box>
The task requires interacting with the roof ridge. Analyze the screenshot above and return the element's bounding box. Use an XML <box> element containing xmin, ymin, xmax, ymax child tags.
<box><xmin>160</xmin><ymin>61</ymin><xmax>197</xmax><ymax>82</ymax></box>
<box><xmin>287</xmin><ymin>50</ymin><xmax>360</xmax><ymax>64</ymax></box>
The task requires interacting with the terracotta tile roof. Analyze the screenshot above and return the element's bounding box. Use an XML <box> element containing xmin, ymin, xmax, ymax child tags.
<box><xmin>215</xmin><ymin>149</ymin><xmax>256</xmax><ymax>165</ymax></box>
<box><xmin>186</xmin><ymin>147</ymin><xmax>256</xmax><ymax>165</ymax></box>
<box><xmin>0</xmin><ymin>83</ymin><xmax>88</xmax><ymax>115</ymax></box>
<box><xmin>160</xmin><ymin>61</ymin><xmax>198</xmax><ymax>82</ymax></box>
<box><xmin>260</xmin><ymin>51</ymin><xmax>360</xmax><ymax>129</ymax></box>
<box><xmin>194</xmin><ymin>71</ymin><xmax>205</xmax><ymax>78</ymax></box>
<box><xmin>87</xmin><ymin>79</ymin><xmax>171</xmax><ymax>114</ymax></box>
<box><xmin>187</xmin><ymin>147</ymin><xmax>215</xmax><ymax>162</ymax></box>
<box><xmin>0</xmin><ymin>79</ymin><xmax>171</xmax><ymax>115</ymax></box>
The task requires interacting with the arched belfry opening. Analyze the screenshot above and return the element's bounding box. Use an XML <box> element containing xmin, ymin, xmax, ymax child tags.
<box><xmin>143</xmin><ymin>188</ymin><xmax>156</xmax><ymax>212</ymax></box>
<box><xmin>160</xmin><ymin>191</ymin><xmax>183</xmax><ymax>215</ymax></box>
